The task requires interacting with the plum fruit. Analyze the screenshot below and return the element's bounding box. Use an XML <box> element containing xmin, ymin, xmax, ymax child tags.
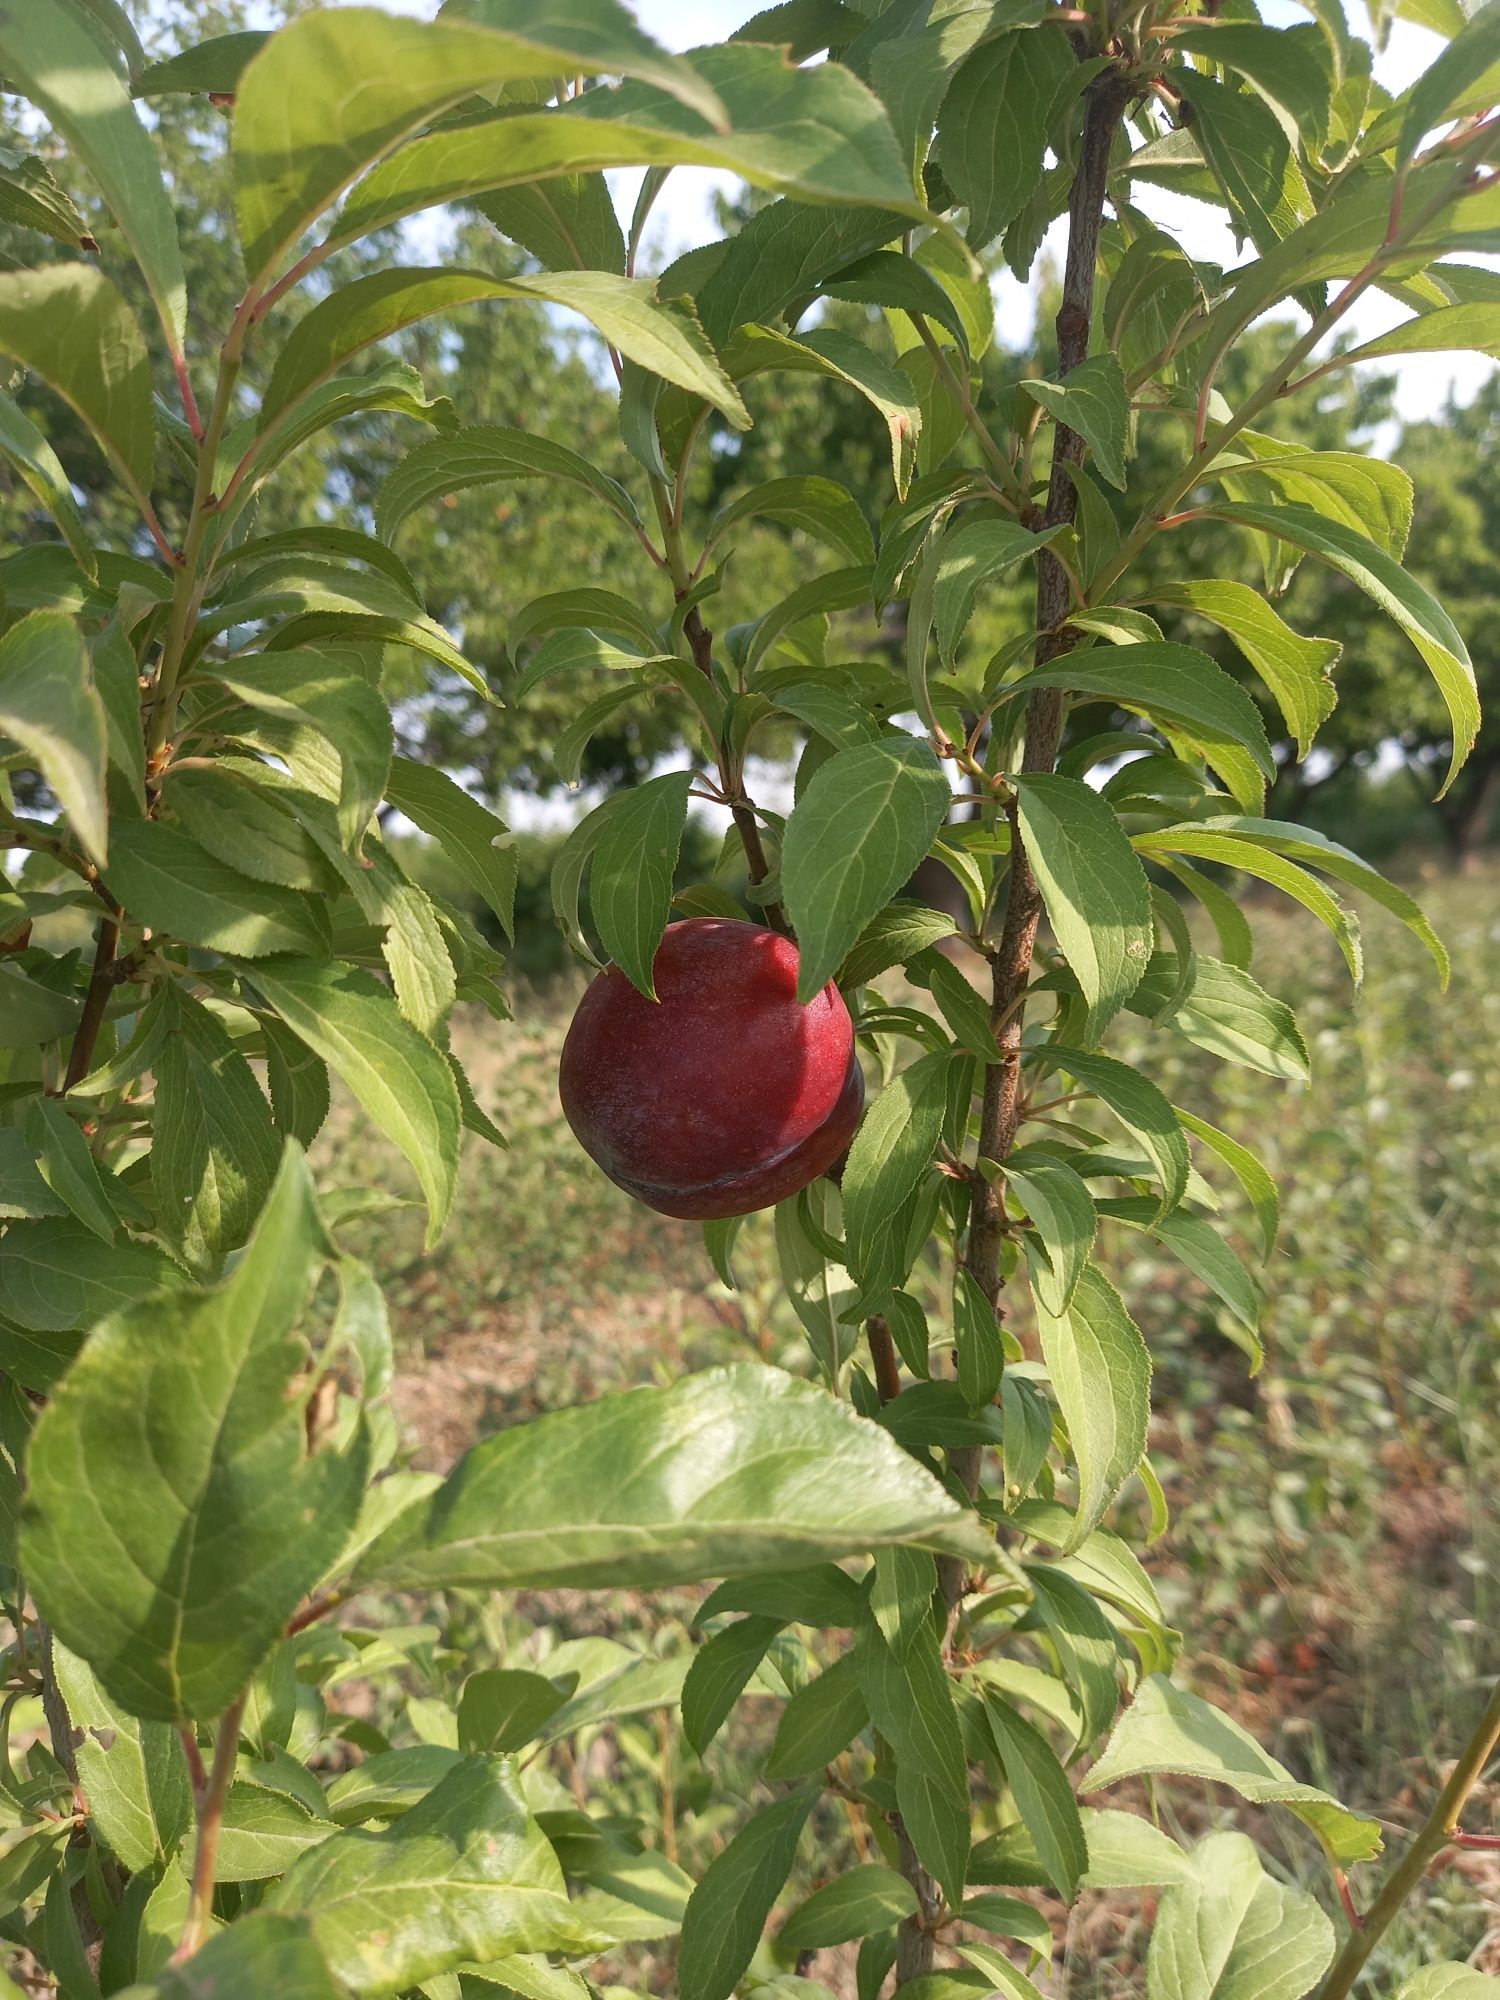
<box><xmin>559</xmin><ymin>917</ymin><xmax>864</xmax><ymax>1220</ymax></box>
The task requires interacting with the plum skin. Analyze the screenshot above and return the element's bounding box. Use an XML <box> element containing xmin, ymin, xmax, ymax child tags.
<box><xmin>558</xmin><ymin>918</ymin><xmax>865</xmax><ymax>1220</ymax></box>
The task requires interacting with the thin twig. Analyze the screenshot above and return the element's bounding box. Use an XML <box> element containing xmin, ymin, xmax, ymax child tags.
<box><xmin>1315</xmin><ymin>1678</ymin><xmax>1500</xmax><ymax>2000</ymax></box>
<box><xmin>62</xmin><ymin>906</ymin><xmax>122</xmax><ymax>1093</ymax></box>
<box><xmin>173</xmin><ymin>1694</ymin><xmax>247</xmax><ymax>1964</ymax></box>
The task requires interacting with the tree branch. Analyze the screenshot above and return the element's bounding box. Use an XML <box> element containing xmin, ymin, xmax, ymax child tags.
<box><xmin>1314</xmin><ymin>1677</ymin><xmax>1500</xmax><ymax>2000</ymax></box>
<box><xmin>895</xmin><ymin>66</ymin><xmax>1132</xmax><ymax>1989</ymax></box>
<box><xmin>174</xmin><ymin>1694</ymin><xmax>246</xmax><ymax>1964</ymax></box>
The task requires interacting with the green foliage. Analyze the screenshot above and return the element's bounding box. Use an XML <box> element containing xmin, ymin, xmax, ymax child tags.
<box><xmin>0</xmin><ymin>0</ymin><xmax>1492</xmax><ymax>1992</ymax></box>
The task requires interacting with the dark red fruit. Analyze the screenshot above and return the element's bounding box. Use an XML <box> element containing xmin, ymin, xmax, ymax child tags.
<box><xmin>559</xmin><ymin>918</ymin><xmax>864</xmax><ymax>1221</ymax></box>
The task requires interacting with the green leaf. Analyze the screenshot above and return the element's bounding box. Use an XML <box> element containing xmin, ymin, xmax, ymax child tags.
<box><xmin>24</xmin><ymin>1098</ymin><xmax>117</xmax><ymax>1243</ymax></box>
<box><xmin>1216</xmin><ymin>440</ymin><xmax>1412</xmax><ymax>562</ymax></box>
<box><xmin>216</xmin><ymin>1779</ymin><xmax>337</xmax><ymax>1882</ymax></box>
<box><xmin>780</xmin><ymin>1865</ymin><xmax>918</xmax><ymax>1950</ymax></box>
<box><xmin>1131</xmin><ymin>955</ymin><xmax>1308</xmax><ymax>1084</ymax></box>
<box><xmin>0</xmin><ymin>392</ymin><xmax>97</xmax><ymax>577</ymax></box>
<box><xmin>1006</xmin><ymin>643</ymin><xmax>1277</xmax><ymax>812</ymax></box>
<box><xmin>333</xmin><ymin>43</ymin><xmax>929</xmax><ymax>254</ymax></box>
<box><xmin>839</xmin><ymin>900</ymin><xmax>958</xmax><ymax>988</ymax></box>
<box><xmin>588</xmin><ymin>770</ymin><xmax>692</xmax><ymax>998</ymax></box>
<box><xmin>380</xmin><ymin>424</ymin><xmax>640</xmax><ymax>543</ymax></box>
<box><xmin>1083</xmin><ymin>1674</ymin><xmax>1383</xmax><ymax>1865</ymax></box>
<box><xmin>132</xmin><ymin>29</ymin><xmax>270</xmax><ymax>97</ymax></box>
<box><xmin>261</xmin><ymin>269</ymin><xmax>747</xmax><ymax>437</ymax></box>
<box><xmin>1027</xmin><ymin>1564</ymin><xmax>1120</xmax><ymax>1748</ymax></box>
<box><xmin>0</xmin><ymin>0</ymin><xmax>186</xmax><ymax>352</ymax></box>
<box><xmin>938</xmin><ymin>29</ymin><xmax>1073</xmax><ymax>250</ymax></box>
<box><xmin>841</xmin><ymin>1052</ymin><xmax>952</xmax><ymax>1281</ymax></box>
<box><xmin>707</xmin><ymin>475</ymin><xmax>874</xmax><ymax>569</ymax></box>
<box><xmin>1334</xmin><ymin>301</ymin><xmax>1500</xmax><ymax>367</ymax></box>
<box><xmin>1196</xmin><ymin>818</ymin><xmax>1448</xmax><ymax>986</ymax></box>
<box><xmin>457</xmin><ymin>1674</ymin><xmax>571</xmax><ymax>1759</ymax></box>
<box><xmin>238</xmin><ymin>959</ymin><xmax>461</xmax><ymax>1247</ymax></box>
<box><xmin>1143</xmin><ymin>580</ymin><xmax>1338</xmax><ymax>761</ymax></box>
<box><xmin>384</xmin><ymin>759</ymin><xmax>516</xmax><ymax>938</ymax></box>
<box><xmin>0</xmin><ymin>963</ymin><xmax>81</xmax><ymax>1050</ymax></box>
<box><xmin>1047</xmin><ymin>1048</ymin><xmax>1190</xmax><ymax>1217</ymax></box>
<box><xmin>1182</xmin><ymin>74</ymin><xmax>1315</xmax><ymax>263</ymax></box>
<box><xmin>715</xmin><ymin>322</ymin><xmax>924</xmax><ymax>497</ymax></box>
<box><xmin>152</xmin><ymin>987</ymin><xmax>282</xmax><ymax>1272</ymax></box>
<box><xmin>164</xmin><ymin>769</ymin><xmax>338</xmax><ymax>895</ymax></box>
<box><xmin>984</xmin><ymin>1698</ymin><xmax>1088</xmax><ymax>1900</ymax></box>
<box><xmin>1395</xmin><ymin>1970</ymin><xmax>1500</xmax><ymax>2000</ymax></box>
<box><xmin>1033</xmin><ymin>1265</ymin><xmax>1150</xmax><ymax>1551</ymax></box>
<box><xmin>1137</xmin><ymin>826</ymin><xmax>1362</xmax><ymax>984</ymax></box>
<box><xmin>232</xmin><ymin>4</ymin><xmax>722</xmax><ymax>288</ymax></box>
<box><xmin>784</xmin><ymin>737</ymin><xmax>952</xmax><ymax>1000</ymax></box>
<box><xmin>1013</xmin><ymin>774</ymin><xmax>1152</xmax><ymax>1041</ymax></box>
<box><xmin>934</xmin><ymin>519</ymin><xmax>1057</xmax><ymax>666</ymax></box>
<box><xmin>1208</xmin><ymin>502</ymin><xmax>1476</xmax><ymax>795</ymax></box>
<box><xmin>954</xmin><ymin>1266</ymin><xmax>1003</xmax><ymax>1411</ymax></box>
<box><xmin>356</xmin><ymin>1363</ymin><xmax>992</xmax><ymax>1593</ymax></box>
<box><xmin>213</xmin><ymin>656</ymin><xmax>394</xmax><ymax>854</ymax></box>
<box><xmin>114</xmin><ymin>1910</ymin><xmax>346</xmax><ymax>1999</ymax></box>
<box><xmin>766</xmin><ymin>1653</ymin><xmax>869</xmax><ymax>1780</ymax></box>
<box><xmin>23</xmin><ymin>1147</ymin><xmax>366</xmax><ymax>1723</ymax></box>
<box><xmin>1172</xmin><ymin>23</ymin><xmax>1334</xmax><ymax>149</ymax></box>
<box><xmin>267</xmin><ymin>1757</ymin><xmax>589</xmax><ymax>1995</ymax></box>
<box><xmin>0</xmin><ymin>146</ymin><xmax>95</xmax><ymax>251</ymax></box>
<box><xmin>0</xmin><ymin>264</ymin><xmax>154</xmax><ymax>511</ymax></box>
<box><xmin>52</xmin><ymin>1641</ymin><xmax>192</xmax><ymax>1875</ymax></box>
<box><xmin>856</xmin><ymin>1612</ymin><xmax>969</xmax><ymax>1905</ymax></box>
<box><xmin>1003</xmin><ymin>1152</ymin><xmax>1095</xmax><ymax>1316</ymax></box>
<box><xmin>1022</xmin><ymin>355</ymin><xmax>1131</xmax><ymax>490</ymax></box>
<box><xmin>1146</xmin><ymin>1830</ymin><xmax>1335</xmax><ymax>2000</ymax></box>
<box><xmin>677</xmin><ymin>1787</ymin><xmax>817</xmax><ymax>2000</ymax></box>
<box><xmin>1081</xmin><ymin>1807</ymin><xmax>1194</xmax><ymax>1889</ymax></box>
<box><xmin>1098</xmin><ymin>1199</ymin><xmax>1262</xmax><ymax>1368</ymax></box>
<box><xmin>1397</xmin><ymin>0</ymin><xmax>1500</xmax><ymax>162</ymax></box>
<box><xmin>1176</xmin><ymin>1110</ymin><xmax>1279</xmax><ymax>1260</ymax></box>
<box><xmin>0</xmin><ymin>611</ymin><xmax>111</xmax><ymax>867</ymax></box>
<box><xmin>104</xmin><ymin>820</ymin><xmax>329</xmax><ymax>958</ymax></box>
<box><xmin>681</xmin><ymin>1616</ymin><xmax>782</xmax><ymax>1756</ymax></box>
<box><xmin>0</xmin><ymin>1217</ymin><xmax>184</xmax><ymax>1331</ymax></box>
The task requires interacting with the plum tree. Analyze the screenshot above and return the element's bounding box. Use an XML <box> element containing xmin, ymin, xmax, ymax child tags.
<box><xmin>559</xmin><ymin>918</ymin><xmax>864</xmax><ymax>1219</ymax></box>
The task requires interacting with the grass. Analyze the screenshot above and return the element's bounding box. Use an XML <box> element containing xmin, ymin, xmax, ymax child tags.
<box><xmin>318</xmin><ymin>861</ymin><xmax>1500</xmax><ymax>1995</ymax></box>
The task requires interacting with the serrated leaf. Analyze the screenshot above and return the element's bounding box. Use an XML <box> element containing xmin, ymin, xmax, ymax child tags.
<box><xmin>1146</xmin><ymin>1830</ymin><xmax>1335</xmax><ymax>2000</ymax></box>
<box><xmin>1084</xmin><ymin>1674</ymin><xmax>1382</xmax><ymax>1864</ymax></box>
<box><xmin>1396</xmin><ymin>0</ymin><xmax>1500</xmax><ymax>162</ymax></box>
<box><xmin>766</xmin><ymin>1652</ymin><xmax>869</xmax><ymax>1780</ymax></box>
<box><xmin>0</xmin><ymin>146</ymin><xmax>95</xmax><ymax>251</ymax></box>
<box><xmin>1007</xmin><ymin>643</ymin><xmax>1276</xmax><ymax>812</ymax></box>
<box><xmin>112</xmin><ymin>1910</ymin><xmax>346</xmax><ymax>1999</ymax></box>
<box><xmin>378</xmin><ymin>424</ymin><xmax>641</xmax><ymax>541</ymax></box>
<box><xmin>1022</xmin><ymin>355</ymin><xmax>1131</xmax><ymax>490</ymax></box>
<box><xmin>458</xmin><ymin>1671</ymin><xmax>572</xmax><ymax>1756</ymax></box>
<box><xmin>23</xmin><ymin>1147</ymin><xmax>367</xmax><ymax>1723</ymax></box>
<box><xmin>938</xmin><ymin>29</ymin><xmax>1073</xmax><ymax>249</ymax></box>
<box><xmin>238</xmin><ymin>959</ymin><xmax>460</xmax><ymax>1246</ymax></box>
<box><xmin>841</xmin><ymin>1052</ymin><xmax>952</xmax><ymax>1281</ymax></box>
<box><xmin>0</xmin><ymin>1216</ymin><xmax>185</xmax><ymax>1331</ymax></box>
<box><xmin>681</xmin><ymin>1616</ymin><xmax>782</xmax><ymax>1756</ymax></box>
<box><xmin>677</xmin><ymin>1787</ymin><xmax>817</xmax><ymax>2000</ymax></box>
<box><xmin>25</xmin><ymin>1097</ymin><xmax>117</xmax><ymax>1243</ymax></box>
<box><xmin>784</xmin><ymin>737</ymin><xmax>952</xmax><ymax>999</ymax></box>
<box><xmin>355</xmin><ymin>1364</ymin><xmax>992</xmax><ymax>1594</ymax></box>
<box><xmin>152</xmin><ymin>987</ymin><xmax>282</xmax><ymax>1272</ymax></box>
<box><xmin>0</xmin><ymin>391</ymin><xmax>97</xmax><ymax>577</ymax></box>
<box><xmin>0</xmin><ymin>265</ymin><xmax>154</xmax><ymax>507</ymax></box>
<box><xmin>1048</xmin><ymin>1048</ymin><xmax>1189</xmax><ymax>1217</ymax></box>
<box><xmin>384</xmin><ymin>759</ymin><xmax>516</xmax><ymax>939</ymax></box>
<box><xmin>232</xmin><ymin>4</ymin><xmax>722</xmax><ymax>288</ymax></box>
<box><xmin>1144</xmin><ymin>580</ymin><xmax>1338</xmax><ymax>761</ymax></box>
<box><xmin>1004</xmin><ymin>1152</ymin><xmax>1095</xmax><ymax>1316</ymax></box>
<box><xmin>1013</xmin><ymin>773</ymin><xmax>1153</xmax><ymax>1041</ymax></box>
<box><xmin>260</xmin><ymin>268</ymin><xmax>747</xmax><ymax>437</ymax></box>
<box><xmin>1034</xmin><ymin>1265</ymin><xmax>1151</xmax><ymax>1551</ymax></box>
<box><xmin>984</xmin><ymin>1696</ymin><xmax>1088</xmax><ymax>1899</ymax></box>
<box><xmin>1395</xmin><ymin>1969</ymin><xmax>1500</xmax><ymax>2000</ymax></box>
<box><xmin>0</xmin><ymin>611</ymin><xmax>108</xmax><ymax>869</ymax></box>
<box><xmin>588</xmin><ymin>770</ymin><xmax>692</xmax><ymax>998</ymax></box>
<box><xmin>856</xmin><ymin>1610</ymin><xmax>969</xmax><ymax>1905</ymax></box>
<box><xmin>267</xmin><ymin>1757</ymin><xmax>589</xmax><ymax>1995</ymax></box>
<box><xmin>103</xmin><ymin>820</ymin><xmax>330</xmax><ymax>958</ymax></box>
<box><xmin>1027</xmin><ymin>1564</ymin><xmax>1120</xmax><ymax>1748</ymax></box>
<box><xmin>1208</xmin><ymin>504</ymin><xmax>1475</xmax><ymax>794</ymax></box>
<box><xmin>133</xmin><ymin>29</ymin><xmax>270</xmax><ymax>96</ymax></box>
<box><xmin>0</xmin><ymin>0</ymin><xmax>186</xmax><ymax>352</ymax></box>
<box><xmin>52</xmin><ymin>1641</ymin><xmax>193</xmax><ymax>1874</ymax></box>
<box><xmin>708</xmin><ymin>475</ymin><xmax>874</xmax><ymax>568</ymax></box>
<box><xmin>780</xmin><ymin>1865</ymin><xmax>918</xmax><ymax>1950</ymax></box>
<box><xmin>934</xmin><ymin>519</ymin><xmax>1057</xmax><ymax>666</ymax></box>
